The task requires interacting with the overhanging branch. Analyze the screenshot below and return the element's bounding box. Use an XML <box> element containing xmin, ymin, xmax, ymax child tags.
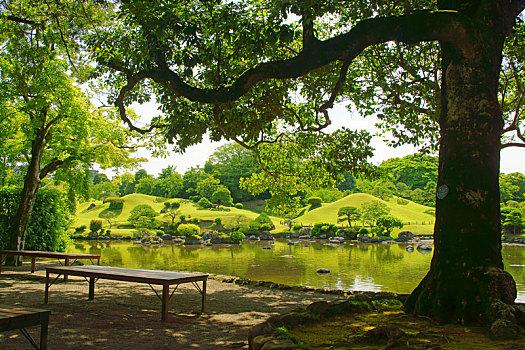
<box><xmin>110</xmin><ymin>11</ymin><xmax>474</xmax><ymax>109</ymax></box>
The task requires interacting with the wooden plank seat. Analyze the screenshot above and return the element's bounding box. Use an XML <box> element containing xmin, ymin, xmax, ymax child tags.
<box><xmin>44</xmin><ymin>265</ymin><xmax>208</xmax><ymax>321</ymax></box>
<box><xmin>0</xmin><ymin>305</ymin><xmax>50</xmax><ymax>350</ymax></box>
<box><xmin>0</xmin><ymin>250</ymin><xmax>101</xmax><ymax>281</ymax></box>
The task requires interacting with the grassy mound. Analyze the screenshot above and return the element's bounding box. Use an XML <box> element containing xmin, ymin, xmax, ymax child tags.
<box><xmin>73</xmin><ymin>194</ymin><xmax>282</xmax><ymax>236</ymax></box>
<box><xmin>296</xmin><ymin>193</ymin><xmax>435</xmax><ymax>236</ymax></box>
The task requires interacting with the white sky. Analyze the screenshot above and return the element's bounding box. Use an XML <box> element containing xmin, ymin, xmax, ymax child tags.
<box><xmin>123</xmin><ymin>102</ymin><xmax>525</xmax><ymax>177</ymax></box>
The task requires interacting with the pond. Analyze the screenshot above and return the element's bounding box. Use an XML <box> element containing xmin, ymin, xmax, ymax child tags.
<box><xmin>67</xmin><ymin>239</ymin><xmax>525</xmax><ymax>302</ymax></box>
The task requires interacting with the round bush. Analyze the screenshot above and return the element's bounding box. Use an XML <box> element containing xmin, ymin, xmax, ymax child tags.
<box><xmin>230</xmin><ymin>230</ymin><xmax>245</xmax><ymax>243</ymax></box>
<box><xmin>214</xmin><ymin>217</ymin><xmax>222</xmax><ymax>225</ymax></box>
<box><xmin>198</xmin><ymin>197</ymin><xmax>212</xmax><ymax>208</ymax></box>
<box><xmin>234</xmin><ymin>203</ymin><xmax>244</xmax><ymax>209</ymax></box>
<box><xmin>90</xmin><ymin>219</ymin><xmax>103</xmax><ymax>233</ymax></box>
<box><xmin>359</xmin><ymin>227</ymin><xmax>369</xmax><ymax>236</ymax></box>
<box><xmin>310</xmin><ymin>222</ymin><xmax>337</xmax><ymax>237</ymax></box>
<box><xmin>177</xmin><ymin>223</ymin><xmax>200</xmax><ymax>237</ymax></box>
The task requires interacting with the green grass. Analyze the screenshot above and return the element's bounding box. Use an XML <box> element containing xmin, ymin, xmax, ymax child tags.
<box><xmin>73</xmin><ymin>193</ymin><xmax>284</xmax><ymax>236</ymax></box>
<box><xmin>296</xmin><ymin>193</ymin><xmax>435</xmax><ymax>236</ymax></box>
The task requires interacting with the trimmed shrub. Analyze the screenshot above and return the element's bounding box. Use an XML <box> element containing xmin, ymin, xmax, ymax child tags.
<box><xmin>189</xmin><ymin>195</ymin><xmax>200</xmax><ymax>202</ymax></box>
<box><xmin>177</xmin><ymin>223</ymin><xmax>200</xmax><ymax>237</ymax></box>
<box><xmin>214</xmin><ymin>217</ymin><xmax>222</xmax><ymax>225</ymax></box>
<box><xmin>75</xmin><ymin>225</ymin><xmax>87</xmax><ymax>233</ymax></box>
<box><xmin>156</xmin><ymin>230</ymin><xmax>164</xmax><ymax>237</ymax></box>
<box><xmin>164</xmin><ymin>201</ymin><xmax>171</xmax><ymax>207</ymax></box>
<box><xmin>90</xmin><ymin>219</ymin><xmax>103</xmax><ymax>233</ymax></box>
<box><xmin>234</xmin><ymin>203</ymin><xmax>244</xmax><ymax>209</ymax></box>
<box><xmin>198</xmin><ymin>197</ymin><xmax>212</xmax><ymax>208</ymax></box>
<box><xmin>191</xmin><ymin>217</ymin><xmax>199</xmax><ymax>224</ymax></box>
<box><xmin>359</xmin><ymin>227</ymin><xmax>370</xmax><ymax>236</ymax></box>
<box><xmin>104</xmin><ymin>197</ymin><xmax>124</xmax><ymax>210</ymax></box>
<box><xmin>128</xmin><ymin>204</ymin><xmax>159</xmax><ymax>229</ymax></box>
<box><xmin>307</xmin><ymin>197</ymin><xmax>322</xmax><ymax>209</ymax></box>
<box><xmin>179</xmin><ymin>214</ymin><xmax>186</xmax><ymax>222</ymax></box>
<box><xmin>230</xmin><ymin>230</ymin><xmax>245</xmax><ymax>243</ymax></box>
<box><xmin>310</xmin><ymin>222</ymin><xmax>337</xmax><ymax>237</ymax></box>
<box><xmin>396</xmin><ymin>198</ymin><xmax>409</xmax><ymax>205</ymax></box>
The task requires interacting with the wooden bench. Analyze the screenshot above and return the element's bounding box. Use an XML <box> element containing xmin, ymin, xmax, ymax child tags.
<box><xmin>0</xmin><ymin>250</ymin><xmax>101</xmax><ymax>281</ymax></box>
<box><xmin>0</xmin><ymin>305</ymin><xmax>50</xmax><ymax>350</ymax></box>
<box><xmin>44</xmin><ymin>265</ymin><xmax>208</xmax><ymax>321</ymax></box>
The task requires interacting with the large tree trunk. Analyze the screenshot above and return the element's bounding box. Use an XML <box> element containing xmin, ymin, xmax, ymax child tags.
<box><xmin>8</xmin><ymin>129</ymin><xmax>45</xmax><ymax>262</ymax></box>
<box><xmin>405</xmin><ymin>1</ymin><xmax>523</xmax><ymax>335</ymax></box>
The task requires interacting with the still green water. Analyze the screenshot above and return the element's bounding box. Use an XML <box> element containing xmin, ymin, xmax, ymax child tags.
<box><xmin>68</xmin><ymin>239</ymin><xmax>525</xmax><ymax>302</ymax></box>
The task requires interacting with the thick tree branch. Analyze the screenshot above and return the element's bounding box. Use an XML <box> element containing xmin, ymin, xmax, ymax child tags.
<box><xmin>110</xmin><ymin>11</ymin><xmax>474</xmax><ymax>106</ymax></box>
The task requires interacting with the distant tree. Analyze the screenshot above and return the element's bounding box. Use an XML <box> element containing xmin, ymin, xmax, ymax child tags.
<box><xmin>204</xmin><ymin>143</ymin><xmax>262</xmax><ymax>202</ymax></box>
<box><xmin>182</xmin><ymin>167</ymin><xmax>208</xmax><ymax>198</ymax></box>
<box><xmin>134</xmin><ymin>169</ymin><xmax>149</xmax><ymax>183</ymax></box>
<box><xmin>503</xmin><ymin>210</ymin><xmax>524</xmax><ymax>235</ymax></box>
<box><xmin>500</xmin><ymin>173</ymin><xmax>525</xmax><ymax>203</ymax></box>
<box><xmin>92</xmin><ymin>179</ymin><xmax>120</xmax><ymax>200</ymax></box>
<box><xmin>155</xmin><ymin>167</ymin><xmax>183</xmax><ymax>198</ymax></box>
<box><xmin>361</xmin><ymin>201</ymin><xmax>390</xmax><ymax>229</ymax></box>
<box><xmin>379</xmin><ymin>154</ymin><xmax>439</xmax><ymax>190</ymax></box>
<box><xmin>337</xmin><ymin>172</ymin><xmax>357</xmax><ymax>192</ymax></box>
<box><xmin>116</xmin><ymin>173</ymin><xmax>136</xmax><ymax>196</ymax></box>
<box><xmin>196</xmin><ymin>176</ymin><xmax>222</xmax><ymax>200</ymax></box>
<box><xmin>212</xmin><ymin>188</ymin><xmax>233</xmax><ymax>207</ymax></box>
<box><xmin>100</xmin><ymin>211</ymin><xmax>117</xmax><ymax>229</ymax></box>
<box><xmin>128</xmin><ymin>204</ymin><xmax>159</xmax><ymax>229</ymax></box>
<box><xmin>93</xmin><ymin>173</ymin><xmax>109</xmax><ymax>185</ymax></box>
<box><xmin>337</xmin><ymin>206</ymin><xmax>361</xmax><ymax>227</ymax></box>
<box><xmin>135</xmin><ymin>176</ymin><xmax>158</xmax><ymax>196</ymax></box>
<box><xmin>376</xmin><ymin>215</ymin><xmax>404</xmax><ymax>236</ymax></box>
<box><xmin>164</xmin><ymin>207</ymin><xmax>180</xmax><ymax>224</ymax></box>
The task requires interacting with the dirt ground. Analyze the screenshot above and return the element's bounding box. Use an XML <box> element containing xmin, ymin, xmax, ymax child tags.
<box><xmin>0</xmin><ymin>261</ymin><xmax>342</xmax><ymax>349</ymax></box>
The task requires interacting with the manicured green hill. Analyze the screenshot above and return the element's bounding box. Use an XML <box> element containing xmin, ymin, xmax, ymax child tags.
<box><xmin>73</xmin><ymin>193</ymin><xmax>283</xmax><ymax>236</ymax></box>
<box><xmin>296</xmin><ymin>193</ymin><xmax>435</xmax><ymax>235</ymax></box>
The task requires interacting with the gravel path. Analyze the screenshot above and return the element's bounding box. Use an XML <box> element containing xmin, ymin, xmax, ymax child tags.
<box><xmin>0</xmin><ymin>261</ymin><xmax>342</xmax><ymax>349</ymax></box>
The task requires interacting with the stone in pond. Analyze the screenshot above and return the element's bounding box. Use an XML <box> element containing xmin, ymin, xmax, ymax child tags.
<box><xmin>316</xmin><ymin>268</ymin><xmax>330</xmax><ymax>274</ymax></box>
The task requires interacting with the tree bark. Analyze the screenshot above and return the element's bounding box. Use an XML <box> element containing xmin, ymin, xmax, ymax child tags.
<box><xmin>405</xmin><ymin>1</ymin><xmax>523</xmax><ymax>333</ymax></box>
<box><xmin>8</xmin><ymin>129</ymin><xmax>46</xmax><ymax>262</ymax></box>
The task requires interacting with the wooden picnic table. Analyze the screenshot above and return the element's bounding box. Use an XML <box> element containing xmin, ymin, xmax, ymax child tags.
<box><xmin>0</xmin><ymin>305</ymin><xmax>50</xmax><ymax>350</ymax></box>
<box><xmin>0</xmin><ymin>250</ymin><xmax>101</xmax><ymax>281</ymax></box>
<box><xmin>44</xmin><ymin>265</ymin><xmax>208</xmax><ymax>321</ymax></box>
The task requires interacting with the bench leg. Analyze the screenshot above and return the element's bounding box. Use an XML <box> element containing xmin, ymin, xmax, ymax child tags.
<box><xmin>162</xmin><ymin>285</ymin><xmax>169</xmax><ymax>321</ymax></box>
<box><xmin>88</xmin><ymin>277</ymin><xmax>95</xmax><ymax>300</ymax></box>
<box><xmin>31</xmin><ymin>257</ymin><xmax>36</xmax><ymax>273</ymax></box>
<box><xmin>202</xmin><ymin>280</ymin><xmax>207</xmax><ymax>313</ymax></box>
<box><xmin>64</xmin><ymin>257</ymin><xmax>69</xmax><ymax>281</ymax></box>
<box><xmin>40</xmin><ymin>313</ymin><xmax>49</xmax><ymax>350</ymax></box>
<box><xmin>44</xmin><ymin>271</ymin><xmax>50</xmax><ymax>304</ymax></box>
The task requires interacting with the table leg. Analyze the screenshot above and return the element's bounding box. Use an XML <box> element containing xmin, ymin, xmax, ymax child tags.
<box><xmin>64</xmin><ymin>257</ymin><xmax>70</xmax><ymax>281</ymax></box>
<box><xmin>44</xmin><ymin>271</ymin><xmax>50</xmax><ymax>304</ymax></box>
<box><xmin>162</xmin><ymin>285</ymin><xmax>169</xmax><ymax>321</ymax></box>
<box><xmin>31</xmin><ymin>257</ymin><xmax>36</xmax><ymax>273</ymax></box>
<box><xmin>40</xmin><ymin>312</ymin><xmax>50</xmax><ymax>350</ymax></box>
<box><xmin>202</xmin><ymin>279</ymin><xmax>207</xmax><ymax>313</ymax></box>
<box><xmin>88</xmin><ymin>277</ymin><xmax>95</xmax><ymax>300</ymax></box>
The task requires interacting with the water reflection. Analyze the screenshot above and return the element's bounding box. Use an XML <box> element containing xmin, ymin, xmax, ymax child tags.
<box><xmin>67</xmin><ymin>239</ymin><xmax>525</xmax><ymax>302</ymax></box>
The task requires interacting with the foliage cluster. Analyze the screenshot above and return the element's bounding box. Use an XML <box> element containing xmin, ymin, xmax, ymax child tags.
<box><xmin>177</xmin><ymin>223</ymin><xmax>200</xmax><ymax>237</ymax></box>
<box><xmin>0</xmin><ymin>188</ymin><xmax>70</xmax><ymax>251</ymax></box>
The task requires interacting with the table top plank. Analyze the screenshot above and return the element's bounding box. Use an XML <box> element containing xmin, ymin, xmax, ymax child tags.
<box><xmin>0</xmin><ymin>305</ymin><xmax>50</xmax><ymax>331</ymax></box>
<box><xmin>46</xmin><ymin>265</ymin><xmax>208</xmax><ymax>285</ymax></box>
<box><xmin>0</xmin><ymin>250</ymin><xmax>100</xmax><ymax>259</ymax></box>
